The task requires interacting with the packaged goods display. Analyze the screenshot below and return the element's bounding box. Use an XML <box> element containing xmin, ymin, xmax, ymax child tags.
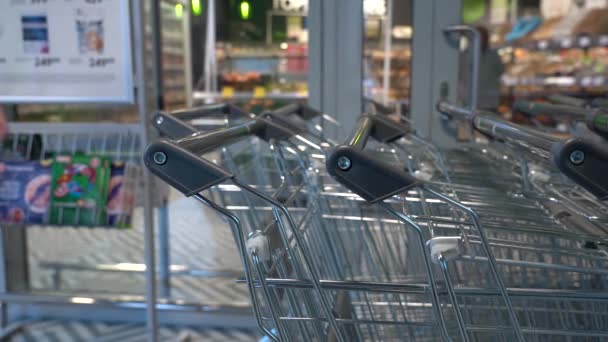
<box><xmin>0</xmin><ymin>160</ymin><xmax>51</xmax><ymax>224</ymax></box>
<box><xmin>0</xmin><ymin>153</ymin><xmax>136</xmax><ymax>228</ymax></box>
<box><xmin>21</xmin><ymin>15</ymin><xmax>49</xmax><ymax>55</ymax></box>
<box><xmin>106</xmin><ymin>161</ymin><xmax>134</xmax><ymax>228</ymax></box>
<box><xmin>76</xmin><ymin>7</ymin><xmax>105</xmax><ymax>55</ymax></box>
<box><xmin>49</xmin><ymin>154</ymin><xmax>110</xmax><ymax>226</ymax></box>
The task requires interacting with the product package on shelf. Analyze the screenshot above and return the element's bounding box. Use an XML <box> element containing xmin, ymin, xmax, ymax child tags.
<box><xmin>106</xmin><ymin>161</ymin><xmax>135</xmax><ymax>228</ymax></box>
<box><xmin>0</xmin><ymin>160</ymin><xmax>52</xmax><ymax>224</ymax></box>
<box><xmin>49</xmin><ymin>154</ymin><xmax>110</xmax><ymax>226</ymax></box>
<box><xmin>573</xmin><ymin>9</ymin><xmax>608</xmax><ymax>35</ymax></box>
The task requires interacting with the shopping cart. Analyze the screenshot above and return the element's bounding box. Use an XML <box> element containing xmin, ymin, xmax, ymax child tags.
<box><xmin>441</xmin><ymin>24</ymin><xmax>608</xmax><ymax>228</ymax></box>
<box><xmin>146</xmin><ymin>99</ymin><xmax>608</xmax><ymax>341</ymax></box>
<box><xmin>438</xmin><ymin>101</ymin><xmax>608</xmax><ymax>231</ymax></box>
<box><xmin>326</xmin><ymin>115</ymin><xmax>608</xmax><ymax>341</ymax></box>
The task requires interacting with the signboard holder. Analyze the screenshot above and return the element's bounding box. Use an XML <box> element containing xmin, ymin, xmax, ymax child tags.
<box><xmin>0</xmin><ymin>1</ymin><xmax>159</xmax><ymax>342</ymax></box>
<box><xmin>0</xmin><ymin>0</ymin><xmax>134</xmax><ymax>104</ymax></box>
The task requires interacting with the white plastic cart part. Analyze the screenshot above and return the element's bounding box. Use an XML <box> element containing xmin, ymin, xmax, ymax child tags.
<box><xmin>246</xmin><ymin>232</ymin><xmax>271</xmax><ymax>262</ymax></box>
<box><xmin>428</xmin><ymin>236</ymin><xmax>463</xmax><ymax>264</ymax></box>
<box><xmin>528</xmin><ymin>163</ymin><xmax>551</xmax><ymax>183</ymax></box>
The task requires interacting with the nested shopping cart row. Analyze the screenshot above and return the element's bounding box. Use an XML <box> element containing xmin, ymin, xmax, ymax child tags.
<box><xmin>145</xmin><ymin>102</ymin><xmax>608</xmax><ymax>341</ymax></box>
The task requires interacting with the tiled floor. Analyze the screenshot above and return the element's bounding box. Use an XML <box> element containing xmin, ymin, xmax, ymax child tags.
<box><xmin>26</xmin><ymin>193</ymin><xmax>250</xmax><ymax>306</ymax></box>
<box><xmin>6</xmin><ymin>320</ymin><xmax>259</xmax><ymax>342</ymax></box>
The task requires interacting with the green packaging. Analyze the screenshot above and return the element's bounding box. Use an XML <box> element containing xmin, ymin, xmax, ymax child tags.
<box><xmin>50</xmin><ymin>154</ymin><xmax>110</xmax><ymax>226</ymax></box>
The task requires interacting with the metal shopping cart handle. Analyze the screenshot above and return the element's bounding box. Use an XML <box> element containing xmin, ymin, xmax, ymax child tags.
<box><xmin>364</xmin><ymin>97</ymin><xmax>396</xmax><ymax>115</ymax></box>
<box><xmin>548</xmin><ymin>94</ymin><xmax>608</xmax><ymax>109</ymax></box>
<box><xmin>144</xmin><ymin>115</ymin><xmax>300</xmax><ymax>196</ymax></box>
<box><xmin>152</xmin><ymin>103</ymin><xmax>250</xmax><ymax>139</ymax></box>
<box><xmin>153</xmin><ymin>103</ymin><xmax>323</xmax><ymax>139</ymax></box>
<box><xmin>326</xmin><ymin>115</ymin><xmax>421</xmax><ymax>203</ymax></box>
<box><xmin>546</xmin><ymin>94</ymin><xmax>589</xmax><ymax>108</ymax></box>
<box><xmin>438</xmin><ymin>100</ymin><xmax>608</xmax><ymax>200</ymax></box>
<box><xmin>514</xmin><ymin>100</ymin><xmax>608</xmax><ymax>140</ymax></box>
<box><xmin>365</xmin><ymin>98</ymin><xmax>418</xmax><ymax>134</ymax></box>
<box><xmin>591</xmin><ymin>97</ymin><xmax>608</xmax><ymax>108</ymax></box>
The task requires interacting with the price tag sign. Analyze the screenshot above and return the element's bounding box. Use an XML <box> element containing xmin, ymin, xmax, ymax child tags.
<box><xmin>221</xmin><ymin>86</ymin><xmax>235</xmax><ymax>98</ymax></box>
<box><xmin>578</xmin><ymin>36</ymin><xmax>592</xmax><ymax>48</ymax></box>
<box><xmin>253</xmin><ymin>86</ymin><xmax>267</xmax><ymax>99</ymax></box>
<box><xmin>0</xmin><ymin>0</ymin><xmax>133</xmax><ymax>103</ymax></box>
<box><xmin>593</xmin><ymin>76</ymin><xmax>605</xmax><ymax>87</ymax></box>
<box><xmin>581</xmin><ymin>76</ymin><xmax>592</xmax><ymax>87</ymax></box>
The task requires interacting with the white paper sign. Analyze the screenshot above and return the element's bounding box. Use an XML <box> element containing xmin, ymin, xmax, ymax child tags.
<box><xmin>273</xmin><ymin>0</ymin><xmax>386</xmax><ymax>16</ymax></box>
<box><xmin>0</xmin><ymin>0</ymin><xmax>134</xmax><ymax>104</ymax></box>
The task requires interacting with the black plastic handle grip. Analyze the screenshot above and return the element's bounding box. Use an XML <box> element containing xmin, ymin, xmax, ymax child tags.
<box><xmin>145</xmin><ymin>115</ymin><xmax>300</xmax><ymax>196</ymax></box>
<box><xmin>326</xmin><ymin>114</ymin><xmax>420</xmax><ymax>203</ymax></box>
<box><xmin>552</xmin><ymin>136</ymin><xmax>608</xmax><ymax>201</ymax></box>
<box><xmin>145</xmin><ymin>140</ymin><xmax>234</xmax><ymax>196</ymax></box>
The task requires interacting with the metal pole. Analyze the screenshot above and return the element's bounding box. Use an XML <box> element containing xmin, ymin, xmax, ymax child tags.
<box><xmin>204</xmin><ymin>0</ymin><xmax>217</xmax><ymax>93</ymax></box>
<box><xmin>158</xmin><ymin>200</ymin><xmax>171</xmax><ymax>298</ymax></box>
<box><xmin>132</xmin><ymin>0</ymin><xmax>158</xmax><ymax>341</ymax></box>
<box><xmin>469</xmin><ymin>29</ymin><xmax>480</xmax><ymax>110</ymax></box>
<box><xmin>184</xmin><ymin>8</ymin><xmax>194</xmax><ymax>108</ymax></box>
<box><xmin>382</xmin><ymin>0</ymin><xmax>393</xmax><ymax>105</ymax></box>
<box><xmin>410</xmin><ymin>0</ymin><xmax>462</xmax><ymax>146</ymax></box>
<box><xmin>308</xmin><ymin>0</ymin><xmax>363</xmax><ymax>141</ymax></box>
<box><xmin>150</xmin><ymin>0</ymin><xmax>165</xmax><ymax>110</ymax></box>
<box><xmin>151</xmin><ymin>0</ymin><xmax>172</xmax><ymax>306</ymax></box>
<box><xmin>266</xmin><ymin>11</ymin><xmax>273</xmax><ymax>45</ymax></box>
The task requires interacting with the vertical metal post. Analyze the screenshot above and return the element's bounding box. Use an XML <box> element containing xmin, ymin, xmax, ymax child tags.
<box><xmin>308</xmin><ymin>0</ymin><xmax>363</xmax><ymax>141</ymax></box>
<box><xmin>204</xmin><ymin>0</ymin><xmax>217</xmax><ymax>93</ymax></box>
<box><xmin>151</xmin><ymin>0</ymin><xmax>172</xmax><ymax>305</ymax></box>
<box><xmin>266</xmin><ymin>11</ymin><xmax>273</xmax><ymax>45</ymax></box>
<box><xmin>158</xmin><ymin>200</ymin><xmax>171</xmax><ymax>298</ymax></box>
<box><xmin>132</xmin><ymin>0</ymin><xmax>158</xmax><ymax>341</ymax></box>
<box><xmin>382</xmin><ymin>0</ymin><xmax>394</xmax><ymax>105</ymax></box>
<box><xmin>0</xmin><ymin>224</ymin><xmax>29</xmax><ymax>328</ymax></box>
<box><xmin>184</xmin><ymin>8</ymin><xmax>194</xmax><ymax>108</ymax></box>
<box><xmin>150</xmin><ymin>0</ymin><xmax>165</xmax><ymax>110</ymax></box>
<box><xmin>469</xmin><ymin>29</ymin><xmax>481</xmax><ymax>110</ymax></box>
<box><xmin>410</xmin><ymin>0</ymin><xmax>462</xmax><ymax>146</ymax></box>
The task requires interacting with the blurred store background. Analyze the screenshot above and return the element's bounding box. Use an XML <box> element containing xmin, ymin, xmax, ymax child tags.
<box><xmin>1</xmin><ymin>0</ymin><xmax>608</xmax><ymax>341</ymax></box>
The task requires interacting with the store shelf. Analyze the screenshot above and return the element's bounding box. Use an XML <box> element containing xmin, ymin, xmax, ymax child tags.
<box><xmin>503</xmin><ymin>75</ymin><xmax>608</xmax><ymax>87</ymax></box>
<box><xmin>498</xmin><ymin>35</ymin><xmax>608</xmax><ymax>51</ymax></box>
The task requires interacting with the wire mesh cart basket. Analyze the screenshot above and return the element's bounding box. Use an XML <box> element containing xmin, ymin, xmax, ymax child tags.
<box><xmin>145</xmin><ymin>102</ymin><xmax>608</xmax><ymax>341</ymax></box>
